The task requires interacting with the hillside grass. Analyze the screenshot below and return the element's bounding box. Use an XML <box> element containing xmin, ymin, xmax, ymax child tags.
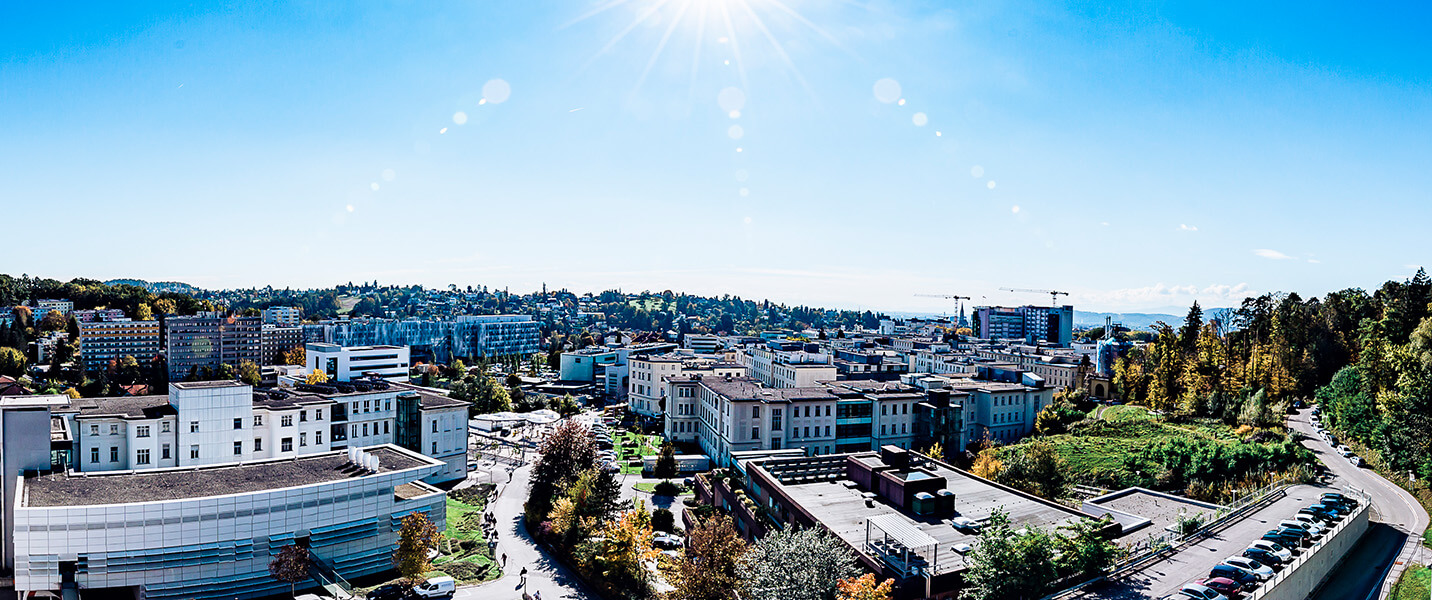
<box><xmin>1392</xmin><ymin>565</ymin><xmax>1430</xmax><ymax>600</ymax></box>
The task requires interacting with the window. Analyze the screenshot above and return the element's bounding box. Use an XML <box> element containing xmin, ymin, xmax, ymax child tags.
<box><xmin>383</xmin><ymin>421</ymin><xmax>390</xmax><ymax>434</ymax></box>
<box><xmin>351</xmin><ymin>424</ymin><xmax>358</xmax><ymax>437</ymax></box>
<box><xmin>136</xmin><ymin>425</ymin><xmax>150</xmax><ymax>438</ymax></box>
<box><xmin>300</xmin><ymin>433</ymin><xmax>307</xmax><ymax>447</ymax></box>
<box><xmin>826</xmin><ymin>425</ymin><xmax>831</xmax><ymax>436</ymax></box>
<box><xmin>751</xmin><ymin>426</ymin><xmax>760</xmax><ymax>440</ymax></box>
<box><xmin>752</xmin><ymin>406</ymin><xmax>760</xmax><ymax>418</ymax></box>
<box><xmin>254</xmin><ymin>414</ymin><xmax>263</xmax><ymax>426</ymax></box>
<box><xmin>315</xmin><ymin>431</ymin><xmax>322</xmax><ymax>445</ymax></box>
<box><xmin>881</xmin><ymin>405</ymin><xmax>887</xmax><ymax>416</ymax></box>
<box><xmin>90</xmin><ymin>447</ymin><xmax>99</xmax><ymax>463</ymax></box>
<box><xmin>362</xmin><ymin>423</ymin><xmax>369</xmax><ymax>437</ymax></box>
<box><xmin>903</xmin><ymin>403</ymin><xmax>909</xmax><ymax>415</ymax></box>
<box><xmin>162</xmin><ymin>421</ymin><xmax>171</xmax><ymax>433</ymax></box>
<box><xmin>804</xmin><ymin>426</ymin><xmax>811</xmax><ymax>438</ymax></box>
<box><xmin>901</xmin><ymin>423</ymin><xmax>907</xmax><ymax>434</ymax></box>
<box><xmin>90</xmin><ymin>425</ymin><xmax>99</xmax><ymax>435</ymax></box>
<box><xmin>190</xmin><ymin>421</ymin><xmax>199</xmax><ymax>433</ymax></box>
<box><xmin>110</xmin><ymin>447</ymin><xmax>119</xmax><ymax>462</ymax></box>
<box><xmin>432</xmin><ymin>420</ymin><xmax>438</xmax><ymax>433</ymax></box>
<box><xmin>110</xmin><ymin>424</ymin><xmax>119</xmax><ymax>435</ymax></box>
<box><xmin>351</xmin><ymin>401</ymin><xmax>359</xmax><ymax>413</ymax></box>
<box><xmin>300</xmin><ymin>410</ymin><xmax>307</xmax><ymax>422</ymax></box>
<box><xmin>315</xmin><ymin>409</ymin><xmax>323</xmax><ymax>420</ymax></box>
<box><xmin>281</xmin><ymin>415</ymin><xmax>293</xmax><ymax>427</ymax></box>
<box><xmin>234</xmin><ymin>417</ymin><xmax>243</xmax><ymax>430</ymax></box>
<box><xmin>161</xmin><ymin>443</ymin><xmax>171</xmax><ymax>460</ymax></box>
<box><xmin>364</xmin><ymin>400</ymin><xmax>371</xmax><ymax>412</ymax></box>
<box><xmin>386</xmin><ymin>400</ymin><xmax>392</xmax><ymax>411</ymax></box>
<box><xmin>804</xmin><ymin>406</ymin><xmax>811</xmax><ymax>417</ymax></box>
<box><xmin>190</xmin><ymin>445</ymin><xmax>200</xmax><ymax>459</ymax></box>
<box><xmin>826</xmin><ymin>406</ymin><xmax>832</xmax><ymax>416</ymax></box>
<box><xmin>137</xmin><ymin>449</ymin><xmax>150</xmax><ymax>465</ymax></box>
<box><xmin>254</xmin><ymin>438</ymin><xmax>263</xmax><ymax>451</ymax></box>
<box><xmin>234</xmin><ymin>441</ymin><xmax>243</xmax><ymax>455</ymax></box>
<box><xmin>432</xmin><ymin>441</ymin><xmax>438</xmax><ymax>454</ymax></box>
<box><xmin>281</xmin><ymin>438</ymin><xmax>293</xmax><ymax>452</ymax></box>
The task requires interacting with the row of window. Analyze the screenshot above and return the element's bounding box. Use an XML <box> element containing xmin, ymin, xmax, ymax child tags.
<box><xmin>89</xmin><ymin>431</ymin><xmax>320</xmax><ymax>465</ymax></box>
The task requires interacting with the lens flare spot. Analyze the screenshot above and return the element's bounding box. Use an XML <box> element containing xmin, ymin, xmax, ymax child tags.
<box><xmin>988</xmin><ymin>181</ymin><xmax>997</xmax><ymax>189</ymax></box>
<box><xmin>971</xmin><ymin>166</ymin><xmax>985</xmax><ymax>178</ymax></box>
<box><xmin>370</xmin><ymin>183</ymin><xmax>380</xmax><ymax>191</ymax></box>
<box><xmin>912</xmin><ymin>112</ymin><xmax>928</xmax><ymax>126</ymax></box>
<box><xmin>935</xmin><ymin>131</ymin><xmax>942</xmax><ymax>137</ymax></box>
<box><xmin>439</xmin><ymin>127</ymin><xmax>448</xmax><ymax>134</ymax></box>
<box><xmin>735</xmin><ymin>169</ymin><xmax>749</xmax><ymax>182</ymax></box>
<box><xmin>724</xmin><ymin>59</ymin><xmax>730</xmax><ymax>66</ymax></box>
<box><xmin>718</xmin><ymin>87</ymin><xmax>746</xmax><ymax>112</ymax></box>
<box><xmin>381</xmin><ymin>169</ymin><xmax>396</xmax><ymax>182</ymax></box>
<box><xmin>739</xmin><ymin>188</ymin><xmax>750</xmax><ymax>197</ymax></box>
<box><xmin>735</xmin><ymin>147</ymin><xmax>743</xmax><ymax>153</ymax></box>
<box><xmin>873</xmin><ymin>78</ymin><xmax>902</xmax><ymax>104</ymax></box>
<box><xmin>727</xmin><ymin>125</ymin><xmax>745</xmax><ymax>139</ymax></box>
<box><xmin>482</xmin><ymin>79</ymin><xmax>511</xmax><ymax>104</ymax></box>
<box><xmin>729</xmin><ymin>110</ymin><xmax>741</xmax><ymax>119</ymax></box>
<box><xmin>478</xmin><ymin>98</ymin><xmax>487</xmax><ymax>105</ymax></box>
<box><xmin>718</xmin><ymin>36</ymin><xmax>730</xmax><ymax>44</ymax></box>
<box><xmin>743</xmin><ymin>216</ymin><xmax>752</xmax><ymax>224</ymax></box>
<box><xmin>346</xmin><ymin>204</ymin><xmax>355</xmax><ymax>212</ymax></box>
<box><xmin>898</xmin><ymin>98</ymin><xmax>906</xmax><ymax>106</ymax></box>
<box><xmin>453</xmin><ymin>112</ymin><xmax>468</xmax><ymax>125</ymax></box>
<box><xmin>1011</xmin><ymin>205</ymin><xmax>1020</xmax><ymax>213</ymax></box>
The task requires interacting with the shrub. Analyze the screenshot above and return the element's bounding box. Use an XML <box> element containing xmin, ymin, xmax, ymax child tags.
<box><xmin>652</xmin><ymin>508</ymin><xmax>675</xmax><ymax>532</ymax></box>
<box><xmin>653</xmin><ymin>480</ymin><xmax>682</xmax><ymax>496</ymax></box>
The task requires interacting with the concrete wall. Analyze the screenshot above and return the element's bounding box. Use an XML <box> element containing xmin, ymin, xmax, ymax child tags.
<box><xmin>1252</xmin><ymin>502</ymin><xmax>1370</xmax><ymax>600</ymax></box>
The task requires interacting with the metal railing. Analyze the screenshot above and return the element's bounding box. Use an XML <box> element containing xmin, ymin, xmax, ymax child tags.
<box><xmin>1241</xmin><ymin>491</ymin><xmax>1371</xmax><ymax>600</ymax></box>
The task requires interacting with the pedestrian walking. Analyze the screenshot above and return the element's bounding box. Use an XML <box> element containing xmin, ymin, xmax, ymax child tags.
<box><xmin>534</xmin><ymin>591</ymin><xmax>543</xmax><ymax>600</ymax></box>
<box><xmin>501</xmin><ymin>552</ymin><xmax>507</xmax><ymax>567</ymax></box>
<box><xmin>520</xmin><ymin>566</ymin><xmax>528</xmax><ymax>584</ymax></box>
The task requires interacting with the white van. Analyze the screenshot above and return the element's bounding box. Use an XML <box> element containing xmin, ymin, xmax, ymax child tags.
<box><xmin>412</xmin><ymin>576</ymin><xmax>456</xmax><ymax>598</ymax></box>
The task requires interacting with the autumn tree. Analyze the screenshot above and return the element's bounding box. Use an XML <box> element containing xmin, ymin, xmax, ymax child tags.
<box><xmin>0</xmin><ymin>347</ymin><xmax>25</xmax><ymax>377</ymax></box>
<box><xmin>393</xmin><ymin>512</ymin><xmax>441</xmax><ymax>583</ymax></box>
<box><xmin>282</xmin><ymin>345</ymin><xmax>305</xmax><ymax>366</ymax></box>
<box><xmin>238</xmin><ymin>360</ymin><xmax>261</xmax><ymax>386</ymax></box>
<box><xmin>38</xmin><ymin>310</ymin><xmax>66</xmax><ymax>332</ymax></box>
<box><xmin>667</xmin><ymin>515</ymin><xmax>748</xmax><ymax>600</ymax></box>
<box><xmin>135</xmin><ymin>303</ymin><xmax>153</xmax><ymax>320</ymax></box>
<box><xmin>305</xmin><ymin>369</ymin><xmax>328</xmax><ymax>384</ymax></box>
<box><xmin>737</xmin><ymin>527</ymin><xmax>859</xmax><ymax>600</ymax></box>
<box><xmin>268</xmin><ymin>544</ymin><xmax>311</xmax><ymax>598</ymax></box>
<box><xmin>836</xmin><ymin>574</ymin><xmax>894</xmax><ymax>600</ymax></box>
<box><xmin>971</xmin><ymin>449</ymin><xmax>1003</xmax><ymax>480</ymax></box>
<box><xmin>921</xmin><ymin>442</ymin><xmax>945</xmax><ymax>462</ymax></box>
<box><xmin>578</xmin><ymin>504</ymin><xmax>658</xmax><ymax>597</ymax></box>
<box><xmin>527</xmin><ymin>420</ymin><xmax>598</xmax><ymax>523</ymax></box>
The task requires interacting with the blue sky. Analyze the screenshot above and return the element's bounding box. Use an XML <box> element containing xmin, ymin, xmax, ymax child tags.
<box><xmin>3</xmin><ymin>1</ymin><xmax>1429</xmax><ymax>313</ymax></box>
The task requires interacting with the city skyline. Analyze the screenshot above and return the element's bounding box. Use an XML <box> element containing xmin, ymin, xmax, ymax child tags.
<box><xmin>4</xmin><ymin>1</ymin><xmax>1431</xmax><ymax>313</ymax></box>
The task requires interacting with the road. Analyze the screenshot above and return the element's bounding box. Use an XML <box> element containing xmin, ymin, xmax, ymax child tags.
<box><xmin>1288</xmin><ymin>408</ymin><xmax>1429</xmax><ymax>600</ymax></box>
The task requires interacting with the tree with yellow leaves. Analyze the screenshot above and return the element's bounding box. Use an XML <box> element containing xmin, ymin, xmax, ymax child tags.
<box><xmin>836</xmin><ymin>573</ymin><xmax>893</xmax><ymax>600</ymax></box>
<box><xmin>305</xmin><ymin>369</ymin><xmax>328</xmax><ymax>384</ymax></box>
<box><xmin>580</xmin><ymin>502</ymin><xmax>658</xmax><ymax>597</ymax></box>
<box><xmin>971</xmin><ymin>449</ymin><xmax>1003</xmax><ymax>480</ymax></box>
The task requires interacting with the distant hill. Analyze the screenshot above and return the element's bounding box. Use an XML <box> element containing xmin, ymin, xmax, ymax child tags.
<box><xmin>104</xmin><ymin>279</ymin><xmax>200</xmax><ymax>295</ymax></box>
<box><xmin>1074</xmin><ymin>311</ymin><xmax>1179</xmax><ymax>331</ymax></box>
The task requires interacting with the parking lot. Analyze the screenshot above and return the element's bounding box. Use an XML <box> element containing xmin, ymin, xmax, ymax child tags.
<box><xmin>1069</xmin><ymin>484</ymin><xmax>1340</xmax><ymax>599</ymax></box>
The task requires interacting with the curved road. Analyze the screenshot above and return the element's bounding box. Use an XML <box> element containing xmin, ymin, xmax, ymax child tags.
<box><xmin>1288</xmin><ymin>408</ymin><xmax>1429</xmax><ymax>600</ymax></box>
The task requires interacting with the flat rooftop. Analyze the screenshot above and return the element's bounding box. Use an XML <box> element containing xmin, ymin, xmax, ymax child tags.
<box><xmin>755</xmin><ymin>454</ymin><xmax>1089</xmax><ymax>575</ymax></box>
<box><xmin>23</xmin><ymin>446</ymin><xmax>431</xmax><ymax>508</ymax></box>
<box><xmin>1085</xmin><ymin>488</ymin><xmax>1221</xmax><ymax>540</ymax></box>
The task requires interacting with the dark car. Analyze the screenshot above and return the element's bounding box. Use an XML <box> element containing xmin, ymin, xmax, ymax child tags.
<box><xmin>1321</xmin><ymin>493</ymin><xmax>1358</xmax><ymax>509</ymax></box>
<box><xmin>366</xmin><ymin>584</ymin><xmax>408</xmax><ymax>600</ymax></box>
<box><xmin>1309</xmin><ymin>503</ymin><xmax>1346</xmax><ymax>519</ymax></box>
<box><xmin>1263</xmin><ymin>530</ymin><xmax>1302</xmax><ymax>550</ymax></box>
<box><xmin>1196</xmin><ymin>577</ymin><xmax>1243</xmax><ymax>598</ymax></box>
<box><xmin>1243</xmin><ymin>547</ymin><xmax>1284</xmax><ymax>568</ymax></box>
<box><xmin>1275</xmin><ymin>526</ymin><xmax>1311</xmax><ymax>544</ymax></box>
<box><xmin>1209</xmin><ymin>564</ymin><xmax>1259</xmax><ymax>591</ymax></box>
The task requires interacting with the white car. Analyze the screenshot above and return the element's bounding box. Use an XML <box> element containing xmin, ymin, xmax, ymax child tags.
<box><xmin>1294</xmin><ymin>514</ymin><xmax>1329</xmax><ymax>531</ymax></box>
<box><xmin>1280</xmin><ymin>519</ymin><xmax>1322</xmax><ymax>537</ymax></box>
<box><xmin>1224</xmin><ymin>556</ymin><xmax>1274</xmax><ymax>580</ymax></box>
<box><xmin>1248</xmin><ymin>540</ymin><xmax>1293</xmax><ymax>562</ymax></box>
<box><xmin>950</xmin><ymin>516</ymin><xmax>981</xmax><ymax>531</ymax></box>
<box><xmin>1178</xmin><ymin>583</ymin><xmax>1227</xmax><ymax>600</ymax></box>
<box><xmin>1337</xmin><ymin>445</ymin><xmax>1353</xmax><ymax>457</ymax></box>
<box><xmin>653</xmin><ymin>532</ymin><xmax>685</xmax><ymax>549</ymax></box>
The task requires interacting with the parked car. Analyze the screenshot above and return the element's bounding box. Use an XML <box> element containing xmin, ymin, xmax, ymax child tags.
<box><xmin>1195</xmin><ymin>577</ymin><xmax>1243</xmax><ymax>598</ymax></box>
<box><xmin>653</xmin><ymin>532</ymin><xmax>685</xmax><ymax>549</ymax></box>
<box><xmin>365</xmin><ymin>584</ymin><xmax>407</xmax><ymax>600</ymax></box>
<box><xmin>1336</xmin><ymin>445</ymin><xmax>1354</xmax><ymax>457</ymax></box>
<box><xmin>412</xmin><ymin>576</ymin><xmax>456</xmax><ymax>599</ymax></box>
<box><xmin>1279</xmin><ymin>520</ymin><xmax>1322</xmax><ymax>538</ymax></box>
<box><xmin>1348</xmin><ymin>455</ymin><xmax>1365</xmax><ymax>467</ymax></box>
<box><xmin>1302</xmin><ymin>505</ymin><xmax>1342</xmax><ymax>521</ymax></box>
<box><xmin>1248</xmin><ymin>540</ymin><xmax>1292</xmax><ymax>562</ymax></box>
<box><xmin>1242</xmin><ymin>547</ymin><xmax>1284</xmax><ymax>568</ymax></box>
<box><xmin>1209</xmin><ymin>564</ymin><xmax>1260</xmax><ymax>591</ymax></box>
<box><xmin>1224</xmin><ymin>556</ymin><xmax>1274</xmax><ymax>580</ymax></box>
<box><xmin>1293</xmin><ymin>513</ymin><xmax>1330</xmax><ymax>531</ymax></box>
<box><xmin>1322</xmin><ymin>492</ymin><xmax>1358</xmax><ymax>508</ymax></box>
<box><xmin>1178</xmin><ymin>582</ymin><xmax>1228</xmax><ymax>600</ymax></box>
<box><xmin>1272</xmin><ymin>527</ymin><xmax>1311</xmax><ymax>546</ymax></box>
<box><xmin>1262</xmin><ymin>530</ymin><xmax>1303</xmax><ymax>550</ymax></box>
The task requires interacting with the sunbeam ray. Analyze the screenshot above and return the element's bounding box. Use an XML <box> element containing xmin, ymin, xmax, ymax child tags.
<box><xmin>718</xmin><ymin>1</ymin><xmax>751</xmax><ymax>97</ymax></box>
<box><xmin>736</xmin><ymin>0</ymin><xmax>815</xmax><ymax>101</ymax></box>
<box><xmin>582</xmin><ymin>0</ymin><xmax>671</xmax><ymax>70</ymax></box>
<box><xmin>632</xmin><ymin>0</ymin><xmax>693</xmax><ymax>98</ymax></box>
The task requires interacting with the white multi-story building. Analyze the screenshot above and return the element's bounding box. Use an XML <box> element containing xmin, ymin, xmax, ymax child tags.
<box><xmin>306</xmin><ymin>343</ymin><xmax>410</xmax><ymax>382</ymax></box>
<box><xmin>682</xmin><ymin>334</ymin><xmax>721</xmax><ymax>354</ymax></box>
<box><xmin>29</xmin><ymin>299</ymin><xmax>73</xmax><ymax>318</ymax></box>
<box><xmin>627</xmin><ymin>353</ymin><xmax>746</xmax><ymax>419</ymax></box>
<box><xmin>261</xmin><ymin>305</ymin><xmax>302</xmax><ymax>327</ymax></box>
<box><xmin>740</xmin><ymin>341</ymin><xmax>838</xmax><ymax>389</ymax></box>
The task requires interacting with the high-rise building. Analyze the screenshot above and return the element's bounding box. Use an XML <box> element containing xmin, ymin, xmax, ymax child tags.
<box><xmin>307</xmin><ymin>315</ymin><xmax>541</xmax><ymax>362</ymax></box>
<box><xmin>260</xmin><ymin>324</ymin><xmax>303</xmax><ymax>365</ymax></box>
<box><xmin>261</xmin><ymin>306</ymin><xmax>302</xmax><ymax>327</ymax></box>
<box><xmin>972</xmin><ymin>305</ymin><xmax>1075</xmax><ymax>347</ymax></box>
<box><xmin>164</xmin><ymin>312</ymin><xmax>262</xmax><ymax>379</ymax></box>
<box><xmin>77</xmin><ymin>319</ymin><xmax>162</xmax><ymax>372</ymax></box>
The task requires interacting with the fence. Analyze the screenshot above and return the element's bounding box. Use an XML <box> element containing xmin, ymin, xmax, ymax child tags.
<box><xmin>1242</xmin><ymin>491</ymin><xmax>1371</xmax><ymax>600</ymax></box>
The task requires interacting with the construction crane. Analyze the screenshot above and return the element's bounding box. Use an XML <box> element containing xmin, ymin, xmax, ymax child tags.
<box><xmin>914</xmin><ymin>294</ymin><xmax>971</xmax><ymax>301</ymax></box>
<box><xmin>1000</xmin><ymin>288</ymin><xmax>1070</xmax><ymax>306</ymax></box>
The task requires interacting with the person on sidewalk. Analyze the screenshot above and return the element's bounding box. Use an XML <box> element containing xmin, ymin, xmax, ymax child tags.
<box><xmin>501</xmin><ymin>553</ymin><xmax>507</xmax><ymax>568</ymax></box>
<box><xmin>520</xmin><ymin>566</ymin><xmax>528</xmax><ymax>586</ymax></box>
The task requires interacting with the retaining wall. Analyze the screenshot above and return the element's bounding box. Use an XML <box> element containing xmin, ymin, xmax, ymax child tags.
<box><xmin>1251</xmin><ymin>502</ymin><xmax>1370</xmax><ymax>600</ymax></box>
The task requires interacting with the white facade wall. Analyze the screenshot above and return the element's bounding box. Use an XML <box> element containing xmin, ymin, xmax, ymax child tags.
<box><xmin>342</xmin><ymin>392</ymin><xmax>398</xmax><ymax>448</ymax></box>
<box><xmin>170</xmin><ymin>384</ymin><xmax>255</xmax><ymax>466</ymax></box>
<box><xmin>419</xmin><ymin>406</ymin><xmax>468</xmax><ymax>482</ymax></box>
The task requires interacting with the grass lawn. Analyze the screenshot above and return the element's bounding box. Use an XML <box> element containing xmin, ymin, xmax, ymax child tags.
<box><xmin>1102</xmin><ymin>405</ymin><xmax>1154</xmax><ymax>423</ymax></box>
<box><xmin>352</xmin><ymin>488</ymin><xmax>501</xmax><ymax>596</ymax></box>
<box><xmin>633</xmin><ymin>481</ymin><xmax>690</xmax><ymax>495</ymax></box>
<box><xmin>1392</xmin><ymin>565</ymin><xmax>1430</xmax><ymax>600</ymax></box>
<box><xmin>1425</xmin><ymin>528</ymin><xmax>1432</xmax><ymax>548</ymax></box>
<box><xmin>613</xmin><ymin>430</ymin><xmax>663</xmax><ymax>474</ymax></box>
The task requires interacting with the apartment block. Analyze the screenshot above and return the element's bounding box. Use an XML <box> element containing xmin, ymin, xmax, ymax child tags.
<box><xmin>627</xmin><ymin>352</ymin><xmax>747</xmax><ymax>423</ymax></box>
<box><xmin>261</xmin><ymin>305</ymin><xmax>302</xmax><ymax>327</ymax></box>
<box><xmin>164</xmin><ymin>312</ymin><xmax>262</xmax><ymax>379</ymax></box>
<box><xmin>973</xmin><ymin>305</ymin><xmax>1075</xmax><ymax>347</ymax></box>
<box><xmin>260</xmin><ymin>324</ymin><xmax>303</xmax><ymax>365</ymax></box>
<box><xmin>741</xmin><ymin>340</ymin><xmax>839</xmax><ymax>389</ymax></box>
<box><xmin>307</xmin><ymin>314</ymin><xmax>540</xmax><ymax>362</ymax></box>
<box><xmin>77</xmin><ymin>319</ymin><xmax>162</xmax><ymax>372</ymax></box>
<box><xmin>29</xmin><ymin>299</ymin><xmax>73</xmax><ymax>318</ymax></box>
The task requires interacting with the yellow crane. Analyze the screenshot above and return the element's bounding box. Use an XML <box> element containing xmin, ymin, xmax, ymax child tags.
<box><xmin>1000</xmin><ymin>288</ymin><xmax>1069</xmax><ymax>306</ymax></box>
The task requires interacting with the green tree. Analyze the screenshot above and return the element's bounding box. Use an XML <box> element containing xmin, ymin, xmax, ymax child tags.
<box><xmin>237</xmin><ymin>360</ymin><xmax>261</xmax><ymax>386</ymax></box>
<box><xmin>737</xmin><ymin>527</ymin><xmax>859</xmax><ymax>600</ymax></box>
<box><xmin>667</xmin><ymin>515</ymin><xmax>747</xmax><ymax>600</ymax></box>
<box><xmin>527</xmin><ymin>420</ymin><xmax>598</xmax><ymax>523</ymax></box>
<box><xmin>0</xmin><ymin>347</ymin><xmax>26</xmax><ymax>377</ymax></box>
<box><xmin>450</xmin><ymin>358</ymin><xmax>466</xmax><ymax>379</ymax></box>
<box><xmin>393</xmin><ymin>512</ymin><xmax>440</xmax><ymax>583</ymax></box>
<box><xmin>38</xmin><ymin>310</ymin><xmax>66</xmax><ymax>332</ymax></box>
<box><xmin>654</xmin><ymin>442</ymin><xmax>679</xmax><ymax>479</ymax></box>
<box><xmin>998</xmin><ymin>441</ymin><xmax>1071</xmax><ymax>500</ymax></box>
<box><xmin>268</xmin><ymin>544</ymin><xmax>311</xmax><ymax>599</ymax></box>
<box><xmin>959</xmin><ymin>509</ymin><xmax>1059</xmax><ymax>600</ymax></box>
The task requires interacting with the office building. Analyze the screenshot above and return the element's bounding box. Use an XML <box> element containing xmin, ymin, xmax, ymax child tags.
<box><xmin>559</xmin><ymin>348</ymin><xmax>619</xmax><ymax>382</ymax></box>
<box><xmin>261</xmin><ymin>306</ymin><xmax>302</xmax><ymax>327</ymax></box>
<box><xmin>77</xmin><ymin>319</ymin><xmax>162</xmax><ymax>372</ymax></box>
<box><xmin>741</xmin><ymin>340</ymin><xmax>838</xmax><ymax>389</ymax></box>
<box><xmin>13</xmin><ymin>445</ymin><xmax>448</xmax><ymax>600</ymax></box>
<box><xmin>165</xmin><ymin>312</ymin><xmax>263</xmax><ymax>379</ymax></box>
<box><xmin>260</xmin><ymin>324</ymin><xmax>304</xmax><ymax>365</ymax></box>
<box><xmin>306</xmin><ymin>343</ymin><xmax>410</xmax><ymax>382</ymax></box>
<box><xmin>682</xmin><ymin>334</ymin><xmax>721</xmax><ymax>354</ymax></box>
<box><xmin>73</xmin><ymin>309</ymin><xmax>126</xmax><ymax>323</ymax></box>
<box><xmin>833</xmin><ymin>347</ymin><xmax>909</xmax><ymax>381</ymax></box>
<box><xmin>973</xmin><ymin>305</ymin><xmax>1075</xmax><ymax>347</ymax></box>
<box><xmin>627</xmin><ymin>353</ymin><xmax>746</xmax><ymax>423</ymax></box>
<box><xmin>307</xmin><ymin>315</ymin><xmax>540</xmax><ymax>363</ymax></box>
